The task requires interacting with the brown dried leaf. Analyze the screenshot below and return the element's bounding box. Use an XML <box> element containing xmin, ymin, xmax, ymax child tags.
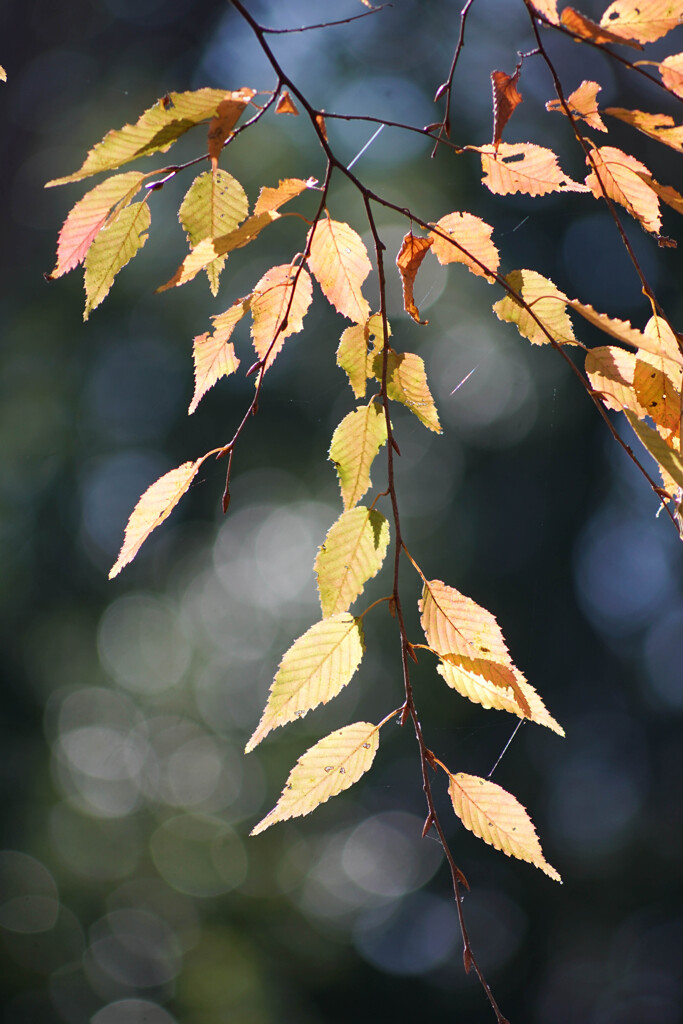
<box><xmin>276</xmin><ymin>90</ymin><xmax>299</xmax><ymax>115</ymax></box>
<box><xmin>207</xmin><ymin>88</ymin><xmax>256</xmax><ymax>169</ymax></box>
<box><xmin>396</xmin><ymin>233</ymin><xmax>432</xmax><ymax>324</ymax></box>
<box><xmin>491</xmin><ymin>68</ymin><xmax>523</xmax><ymax>146</ymax></box>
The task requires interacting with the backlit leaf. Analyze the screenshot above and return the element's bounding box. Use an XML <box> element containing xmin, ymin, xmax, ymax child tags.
<box><xmin>250</xmin><ymin>722</ymin><xmax>379</xmax><ymax>835</ymax></box>
<box><xmin>567</xmin><ymin>300</ymin><xmax>646</xmax><ymax>350</ymax></box>
<box><xmin>491</xmin><ymin>68</ymin><xmax>523</xmax><ymax>146</ymax></box>
<box><xmin>658</xmin><ymin>53</ymin><xmax>683</xmax><ymax>97</ymax></box>
<box><xmin>585</xmin><ymin>345</ymin><xmax>646</xmax><ymax>416</ymax></box>
<box><xmin>83</xmin><ymin>200</ymin><xmax>150</xmax><ymax>319</ymax></box>
<box><xmin>329</xmin><ymin>400</ymin><xmax>388</xmax><ymax>511</ymax></box>
<box><xmin>494</xmin><ymin>270</ymin><xmax>576</xmax><ymax>346</ymax></box>
<box><xmin>189</xmin><ymin>297</ymin><xmax>250</xmax><ymax>414</ymax></box>
<box><xmin>307</xmin><ymin>217</ymin><xmax>372</xmax><ymax>322</ymax></box>
<box><xmin>448</xmin><ymin>773</ymin><xmax>561</xmax><ymax>881</ymax></box>
<box><xmin>253</xmin><ymin>176</ymin><xmax>317</xmax><ymax>216</ymax></box>
<box><xmin>315</xmin><ymin>507</ymin><xmax>390</xmax><ymax>617</ymax></box>
<box><xmin>474</xmin><ymin>142</ymin><xmax>590</xmax><ymax>196</ymax></box>
<box><xmin>109</xmin><ymin>458</ymin><xmax>205</xmax><ymax>578</ymax></box>
<box><xmin>396</xmin><ymin>232</ymin><xmax>432</xmax><ymax>323</ymax></box>
<box><xmin>371</xmin><ymin>349</ymin><xmax>442</xmax><ymax>432</ymax></box>
<box><xmin>600</xmin><ymin>0</ymin><xmax>683</xmax><ymax>44</ymax></box>
<box><xmin>245</xmin><ymin>614</ymin><xmax>365</xmax><ymax>752</ymax></box>
<box><xmin>207</xmin><ymin>89</ymin><xmax>256</xmax><ymax>168</ymax></box>
<box><xmin>633</xmin><ymin>358</ymin><xmax>682</xmax><ymax>437</ymax></box>
<box><xmin>642</xmin><ymin>175</ymin><xmax>683</xmax><ymax>220</ymax></box>
<box><xmin>530</xmin><ymin>0</ymin><xmax>559</xmax><ymax>22</ymax></box>
<box><xmin>47</xmin><ymin>89</ymin><xmax>241</xmax><ymax>186</ymax></box>
<box><xmin>560</xmin><ymin>6</ymin><xmax>643</xmax><ymax>47</ymax></box>
<box><xmin>625</xmin><ymin>412</ymin><xmax>683</xmax><ymax>488</ymax></box>
<box><xmin>642</xmin><ymin>314</ymin><xmax>683</xmax><ymax>371</ymax></box>
<box><xmin>546</xmin><ymin>80</ymin><xmax>607</xmax><ymax>132</ymax></box>
<box><xmin>0</xmin><ymin>65</ymin><xmax>5</xmax><ymax>82</ymax></box>
<box><xmin>250</xmin><ymin>264</ymin><xmax>313</xmax><ymax>370</ymax></box>
<box><xmin>437</xmin><ymin>661</ymin><xmax>564</xmax><ymax>735</ymax></box>
<box><xmin>428</xmin><ymin>212</ymin><xmax>499</xmax><ymax>281</ymax></box>
<box><xmin>179</xmin><ymin>169</ymin><xmax>249</xmax><ymax>295</ymax></box>
<box><xmin>275</xmin><ymin>90</ymin><xmax>299</xmax><ymax>115</ymax></box>
<box><xmin>585</xmin><ymin>145</ymin><xmax>661</xmax><ymax>235</ymax></box>
<box><xmin>48</xmin><ymin>171</ymin><xmax>145</xmax><ymax>279</ymax></box>
<box><xmin>606</xmin><ymin>108</ymin><xmax>683</xmax><ymax>154</ymax></box>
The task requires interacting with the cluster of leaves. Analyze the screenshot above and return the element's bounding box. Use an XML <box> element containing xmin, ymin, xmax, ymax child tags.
<box><xmin>46</xmin><ymin>0</ymin><xmax>683</xmax><ymax>1018</ymax></box>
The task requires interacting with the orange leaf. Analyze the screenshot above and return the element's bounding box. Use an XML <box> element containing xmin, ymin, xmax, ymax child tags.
<box><xmin>606</xmin><ymin>107</ymin><xmax>683</xmax><ymax>154</ymax></box>
<box><xmin>189</xmin><ymin>297</ymin><xmax>250</xmax><ymax>414</ymax></box>
<box><xmin>546</xmin><ymin>80</ymin><xmax>607</xmax><ymax>132</ymax></box>
<box><xmin>250</xmin><ymin>264</ymin><xmax>313</xmax><ymax>370</ymax></box>
<box><xmin>633</xmin><ymin>358</ymin><xmax>682</xmax><ymax>438</ymax></box>
<box><xmin>109</xmin><ymin>458</ymin><xmax>206</xmax><ymax>578</ymax></box>
<box><xmin>315</xmin><ymin>112</ymin><xmax>328</xmax><ymax>141</ymax></box>
<box><xmin>530</xmin><ymin>0</ymin><xmax>559</xmax><ymax>24</ymax></box>
<box><xmin>253</xmin><ymin>176</ymin><xmax>317</xmax><ymax>216</ymax></box>
<box><xmin>658</xmin><ymin>53</ymin><xmax>683</xmax><ymax>97</ymax></box>
<box><xmin>585</xmin><ymin>145</ymin><xmax>661</xmax><ymax>235</ymax></box>
<box><xmin>568</xmin><ymin>300</ymin><xmax>647</xmax><ymax>350</ymax></box>
<box><xmin>474</xmin><ymin>143</ymin><xmax>590</xmax><ymax>197</ymax></box>
<box><xmin>600</xmin><ymin>0</ymin><xmax>683</xmax><ymax>44</ymax></box>
<box><xmin>585</xmin><ymin>345</ymin><xmax>646</xmax><ymax>416</ymax></box>
<box><xmin>276</xmin><ymin>90</ymin><xmax>299</xmax><ymax>115</ymax></box>
<box><xmin>491</xmin><ymin>68</ymin><xmax>523</xmax><ymax>146</ymax></box>
<box><xmin>307</xmin><ymin>216</ymin><xmax>371</xmax><ymax>323</ymax></box>
<box><xmin>396</xmin><ymin>233</ymin><xmax>432</xmax><ymax>324</ymax></box>
<box><xmin>560</xmin><ymin>6</ymin><xmax>643</xmax><ymax>47</ymax></box>
<box><xmin>448</xmin><ymin>773</ymin><xmax>561</xmax><ymax>881</ymax></box>
<box><xmin>428</xmin><ymin>211</ymin><xmax>499</xmax><ymax>281</ymax></box>
<box><xmin>207</xmin><ymin>87</ymin><xmax>256</xmax><ymax>169</ymax></box>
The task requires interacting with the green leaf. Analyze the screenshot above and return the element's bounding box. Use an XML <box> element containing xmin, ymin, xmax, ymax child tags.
<box><xmin>245</xmin><ymin>614</ymin><xmax>365</xmax><ymax>752</ymax></box>
<box><xmin>371</xmin><ymin>349</ymin><xmax>441</xmax><ymax>433</ymax></box>
<box><xmin>315</xmin><ymin>507</ymin><xmax>390</xmax><ymax>617</ymax></box>
<box><xmin>329</xmin><ymin>400</ymin><xmax>388</xmax><ymax>511</ymax></box>
<box><xmin>83</xmin><ymin>200</ymin><xmax>151</xmax><ymax>319</ymax></box>
<box><xmin>179</xmin><ymin>169</ymin><xmax>249</xmax><ymax>296</ymax></box>
<box><xmin>250</xmin><ymin>721</ymin><xmax>380</xmax><ymax>835</ymax></box>
<box><xmin>493</xmin><ymin>270</ymin><xmax>576</xmax><ymax>346</ymax></box>
<box><xmin>46</xmin><ymin>88</ymin><xmax>252</xmax><ymax>186</ymax></box>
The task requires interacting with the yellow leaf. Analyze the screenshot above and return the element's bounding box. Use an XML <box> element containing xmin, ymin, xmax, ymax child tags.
<box><xmin>250</xmin><ymin>264</ymin><xmax>313</xmax><ymax>370</ymax></box>
<box><xmin>158</xmin><ymin>211</ymin><xmax>280</xmax><ymax>291</ymax></box>
<box><xmin>494</xmin><ymin>270</ymin><xmax>576</xmax><ymax>346</ymax></box>
<box><xmin>189</xmin><ymin>297</ymin><xmax>250</xmax><ymax>414</ymax></box>
<box><xmin>0</xmin><ymin>65</ymin><xmax>6</xmax><ymax>82</ymax></box>
<box><xmin>178</xmin><ymin>169</ymin><xmax>249</xmax><ymax>296</ymax></box>
<box><xmin>600</xmin><ymin>0</ymin><xmax>683</xmax><ymax>44</ymax></box>
<box><xmin>625</xmin><ymin>412</ymin><xmax>683</xmax><ymax>488</ymax></box>
<box><xmin>437</xmin><ymin>662</ymin><xmax>564</xmax><ymax>735</ymax></box>
<box><xmin>546</xmin><ymin>80</ymin><xmax>607</xmax><ymax>132</ymax></box>
<box><xmin>315</xmin><ymin>507</ymin><xmax>390</xmax><ymax>617</ymax></box>
<box><xmin>307</xmin><ymin>217</ymin><xmax>372</xmax><ymax>323</ymax></box>
<box><xmin>606</xmin><ymin>107</ymin><xmax>683</xmax><ymax>154</ymax></box>
<box><xmin>109</xmin><ymin>458</ymin><xmax>205</xmax><ymax>578</ymax></box>
<box><xmin>585</xmin><ymin>346</ymin><xmax>646</xmax><ymax>416</ymax></box>
<box><xmin>530</xmin><ymin>0</ymin><xmax>559</xmax><ymax>22</ymax></box>
<box><xmin>207</xmin><ymin>88</ymin><xmax>256</xmax><ymax>169</ymax></box>
<box><xmin>428</xmin><ymin>212</ymin><xmax>499</xmax><ymax>282</ymax></box>
<box><xmin>560</xmin><ymin>6</ymin><xmax>643</xmax><ymax>48</ymax></box>
<box><xmin>642</xmin><ymin>314</ymin><xmax>683</xmax><ymax>374</ymax></box>
<box><xmin>585</xmin><ymin>145</ymin><xmax>661</xmax><ymax>235</ymax></box>
<box><xmin>83</xmin><ymin>200</ymin><xmax>150</xmax><ymax>319</ymax></box>
<box><xmin>336</xmin><ymin>314</ymin><xmax>389</xmax><ymax>400</ymax></box>
<box><xmin>245</xmin><ymin>614</ymin><xmax>365</xmax><ymax>752</ymax></box>
<box><xmin>253</xmin><ymin>177</ymin><xmax>318</xmax><ymax>216</ymax></box>
<box><xmin>371</xmin><ymin>350</ymin><xmax>442</xmax><ymax>433</ymax></box>
<box><xmin>47</xmin><ymin>89</ymin><xmax>242</xmax><ymax>186</ymax></box>
<box><xmin>633</xmin><ymin>358</ymin><xmax>682</xmax><ymax>438</ymax></box>
<box><xmin>567</xmin><ymin>300</ymin><xmax>646</xmax><ymax>350</ymax></box>
<box><xmin>251</xmin><ymin>722</ymin><xmax>379</xmax><ymax>835</ymax></box>
<box><xmin>329</xmin><ymin>400</ymin><xmax>388</xmax><ymax>511</ymax></box>
<box><xmin>47</xmin><ymin>171</ymin><xmax>145</xmax><ymax>279</ymax></box>
<box><xmin>658</xmin><ymin>53</ymin><xmax>683</xmax><ymax>97</ymax></box>
<box><xmin>473</xmin><ymin>143</ymin><xmax>590</xmax><ymax>197</ymax></box>
<box><xmin>448</xmin><ymin>773</ymin><xmax>561</xmax><ymax>881</ymax></box>
<box><xmin>396</xmin><ymin>232</ymin><xmax>432</xmax><ymax>323</ymax></box>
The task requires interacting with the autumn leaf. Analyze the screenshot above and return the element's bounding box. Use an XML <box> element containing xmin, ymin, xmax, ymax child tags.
<box><xmin>179</xmin><ymin>169</ymin><xmax>249</xmax><ymax>295</ymax></box>
<box><xmin>189</xmin><ymin>297</ymin><xmax>251</xmax><ymax>414</ymax></box>
<box><xmin>605</xmin><ymin>108</ymin><xmax>683</xmax><ymax>154</ymax></box>
<box><xmin>250</xmin><ymin>722</ymin><xmax>379</xmax><ymax>835</ymax></box>
<box><xmin>0</xmin><ymin>65</ymin><xmax>6</xmax><ymax>82</ymax></box>
<box><xmin>307</xmin><ymin>216</ymin><xmax>372</xmax><ymax>322</ymax></box>
<box><xmin>494</xmin><ymin>270</ymin><xmax>576</xmax><ymax>346</ymax></box>
<box><xmin>560</xmin><ymin>6</ymin><xmax>643</xmax><ymax>48</ymax></box>
<box><xmin>568</xmin><ymin>300</ymin><xmax>646</xmax><ymax>350</ymax></box>
<box><xmin>642</xmin><ymin>314</ymin><xmax>683</xmax><ymax>371</ymax></box>
<box><xmin>109</xmin><ymin>458</ymin><xmax>205</xmax><ymax>579</ymax></box>
<box><xmin>253</xmin><ymin>177</ymin><xmax>317</xmax><ymax>216</ymax></box>
<box><xmin>207</xmin><ymin>88</ymin><xmax>256</xmax><ymax>168</ymax></box>
<box><xmin>250</xmin><ymin>264</ymin><xmax>313</xmax><ymax>370</ymax></box>
<box><xmin>530</xmin><ymin>0</ymin><xmax>559</xmax><ymax>23</ymax></box>
<box><xmin>546</xmin><ymin>80</ymin><xmax>607</xmax><ymax>132</ymax></box>
<box><xmin>396</xmin><ymin>233</ymin><xmax>432</xmax><ymax>324</ymax></box>
<box><xmin>585</xmin><ymin>145</ymin><xmax>661</xmax><ymax>235</ymax></box>
<box><xmin>47</xmin><ymin>171</ymin><xmax>146</xmax><ymax>279</ymax></box>
<box><xmin>625</xmin><ymin>412</ymin><xmax>683</xmax><ymax>488</ymax></box>
<box><xmin>46</xmin><ymin>89</ymin><xmax>241</xmax><ymax>186</ymax></box>
<box><xmin>658</xmin><ymin>52</ymin><xmax>683</xmax><ymax>97</ymax></box>
<box><xmin>329</xmin><ymin>400</ymin><xmax>388</xmax><ymax>511</ymax></box>
<box><xmin>633</xmin><ymin>358</ymin><xmax>682</xmax><ymax>438</ymax></box>
<box><xmin>448</xmin><ymin>772</ymin><xmax>561</xmax><ymax>881</ymax></box>
<box><xmin>642</xmin><ymin>175</ymin><xmax>683</xmax><ymax>222</ymax></box>
<box><xmin>371</xmin><ymin>349</ymin><xmax>441</xmax><ymax>433</ymax></box>
<box><xmin>275</xmin><ymin>90</ymin><xmax>299</xmax><ymax>115</ymax></box>
<box><xmin>83</xmin><ymin>200</ymin><xmax>151</xmax><ymax>319</ymax></box>
<box><xmin>474</xmin><ymin>143</ymin><xmax>590</xmax><ymax>197</ymax></box>
<box><xmin>428</xmin><ymin>212</ymin><xmax>499</xmax><ymax>282</ymax></box>
<box><xmin>437</xmin><ymin>661</ymin><xmax>564</xmax><ymax>735</ymax></box>
<box><xmin>315</xmin><ymin>507</ymin><xmax>390</xmax><ymax>617</ymax></box>
<box><xmin>336</xmin><ymin>314</ymin><xmax>390</xmax><ymax>399</ymax></box>
<box><xmin>599</xmin><ymin>0</ymin><xmax>683</xmax><ymax>44</ymax></box>
<box><xmin>491</xmin><ymin>68</ymin><xmax>523</xmax><ymax>146</ymax></box>
<box><xmin>585</xmin><ymin>346</ymin><xmax>646</xmax><ymax>417</ymax></box>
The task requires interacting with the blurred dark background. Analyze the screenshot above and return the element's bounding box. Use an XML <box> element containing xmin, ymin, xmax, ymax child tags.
<box><xmin>2</xmin><ymin>2</ymin><xmax>683</xmax><ymax>1022</ymax></box>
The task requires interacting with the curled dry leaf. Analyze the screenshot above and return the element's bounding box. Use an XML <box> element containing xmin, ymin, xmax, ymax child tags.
<box><xmin>491</xmin><ymin>67</ymin><xmax>523</xmax><ymax>146</ymax></box>
<box><xmin>396</xmin><ymin>232</ymin><xmax>432</xmax><ymax>324</ymax></box>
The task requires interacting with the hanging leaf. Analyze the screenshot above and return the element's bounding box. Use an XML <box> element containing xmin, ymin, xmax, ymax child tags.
<box><xmin>642</xmin><ymin>314</ymin><xmax>683</xmax><ymax>370</ymax></box>
<box><xmin>605</xmin><ymin>108</ymin><xmax>683</xmax><ymax>154</ymax></box>
<box><xmin>437</xmin><ymin>661</ymin><xmax>564</xmax><ymax>735</ymax></box>
<box><xmin>625</xmin><ymin>412</ymin><xmax>683</xmax><ymax>488</ymax></box>
<box><xmin>428</xmin><ymin>212</ymin><xmax>499</xmax><ymax>282</ymax></box>
<box><xmin>276</xmin><ymin>91</ymin><xmax>300</xmax><ymax>115</ymax></box>
<box><xmin>315</xmin><ymin>507</ymin><xmax>390</xmax><ymax>618</ymax></box>
<box><xmin>396</xmin><ymin>232</ymin><xmax>432</xmax><ymax>324</ymax></box>
<box><xmin>546</xmin><ymin>80</ymin><xmax>607</xmax><ymax>132</ymax></box>
<box><xmin>0</xmin><ymin>65</ymin><xmax>6</xmax><ymax>82</ymax></box>
<box><xmin>371</xmin><ymin>349</ymin><xmax>442</xmax><ymax>433</ymax></box>
<box><xmin>494</xmin><ymin>270</ymin><xmax>576</xmax><ymax>346</ymax></box>
<box><xmin>585</xmin><ymin>346</ymin><xmax>646</xmax><ymax>417</ymax></box>
<box><xmin>641</xmin><ymin>175</ymin><xmax>683</xmax><ymax>222</ymax></box>
<box><xmin>253</xmin><ymin>176</ymin><xmax>317</xmax><ymax>216</ymax></box>
<box><xmin>491</xmin><ymin>68</ymin><xmax>523</xmax><ymax>146</ymax></box>
<box><xmin>47</xmin><ymin>171</ymin><xmax>146</xmax><ymax>279</ymax></box>
<box><xmin>307</xmin><ymin>216</ymin><xmax>372</xmax><ymax>322</ymax></box>
<box><xmin>585</xmin><ymin>145</ymin><xmax>661</xmax><ymax>235</ymax></box>
<box><xmin>83</xmin><ymin>200</ymin><xmax>151</xmax><ymax>319</ymax></box>
<box><xmin>329</xmin><ymin>400</ymin><xmax>388</xmax><ymax>511</ymax></box>
<box><xmin>530</xmin><ymin>0</ymin><xmax>559</xmax><ymax>23</ymax></box>
<box><xmin>189</xmin><ymin>297</ymin><xmax>251</xmax><ymax>414</ymax></box>
<box><xmin>46</xmin><ymin>89</ymin><xmax>246</xmax><ymax>186</ymax></box>
<box><xmin>599</xmin><ymin>0</ymin><xmax>683</xmax><ymax>45</ymax></box>
<box><xmin>109</xmin><ymin>458</ymin><xmax>205</xmax><ymax>579</ymax></box>
<box><xmin>658</xmin><ymin>53</ymin><xmax>683</xmax><ymax>97</ymax></box>
<box><xmin>245</xmin><ymin>614</ymin><xmax>365</xmax><ymax>752</ymax></box>
<box><xmin>560</xmin><ymin>7</ymin><xmax>643</xmax><ymax>48</ymax></box>
<box><xmin>567</xmin><ymin>300</ymin><xmax>646</xmax><ymax>350</ymax></box>
<box><xmin>447</xmin><ymin>772</ymin><xmax>561</xmax><ymax>881</ymax></box>
<box><xmin>250</xmin><ymin>264</ymin><xmax>313</xmax><ymax>370</ymax></box>
<box><xmin>179</xmin><ymin>169</ymin><xmax>249</xmax><ymax>295</ymax></box>
<box><xmin>207</xmin><ymin>88</ymin><xmax>256</xmax><ymax>168</ymax></box>
<box><xmin>474</xmin><ymin>142</ymin><xmax>590</xmax><ymax>197</ymax></box>
<box><xmin>336</xmin><ymin>314</ymin><xmax>388</xmax><ymax>399</ymax></box>
<box><xmin>633</xmin><ymin>358</ymin><xmax>682</xmax><ymax>438</ymax></box>
<box><xmin>250</xmin><ymin>721</ymin><xmax>380</xmax><ymax>835</ymax></box>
